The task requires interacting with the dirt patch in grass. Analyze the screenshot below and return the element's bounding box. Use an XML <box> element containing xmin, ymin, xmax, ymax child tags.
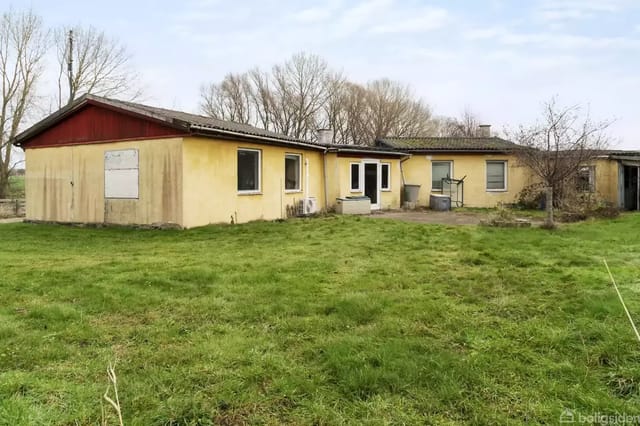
<box><xmin>369</xmin><ymin>209</ymin><xmax>484</xmax><ymax>225</ymax></box>
<box><xmin>370</xmin><ymin>208</ymin><xmax>544</xmax><ymax>226</ymax></box>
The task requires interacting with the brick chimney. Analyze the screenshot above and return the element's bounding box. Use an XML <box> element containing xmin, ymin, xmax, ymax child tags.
<box><xmin>478</xmin><ymin>124</ymin><xmax>491</xmax><ymax>137</ymax></box>
<box><xmin>317</xmin><ymin>128</ymin><xmax>334</xmax><ymax>145</ymax></box>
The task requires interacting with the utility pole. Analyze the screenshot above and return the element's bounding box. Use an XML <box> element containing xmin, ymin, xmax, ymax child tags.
<box><xmin>67</xmin><ymin>30</ymin><xmax>74</xmax><ymax>104</ymax></box>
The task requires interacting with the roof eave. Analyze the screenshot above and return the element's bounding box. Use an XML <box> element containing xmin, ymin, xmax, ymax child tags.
<box><xmin>390</xmin><ymin>148</ymin><xmax>517</xmax><ymax>154</ymax></box>
<box><xmin>190</xmin><ymin>125</ymin><xmax>326</xmax><ymax>151</ymax></box>
<box><xmin>12</xmin><ymin>96</ymin><xmax>90</xmax><ymax>147</ymax></box>
<box><xmin>328</xmin><ymin>146</ymin><xmax>408</xmax><ymax>157</ymax></box>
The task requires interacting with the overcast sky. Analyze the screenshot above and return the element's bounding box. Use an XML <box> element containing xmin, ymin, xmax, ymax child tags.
<box><xmin>12</xmin><ymin>0</ymin><xmax>640</xmax><ymax>148</ymax></box>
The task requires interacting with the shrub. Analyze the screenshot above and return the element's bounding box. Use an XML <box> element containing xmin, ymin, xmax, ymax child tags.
<box><xmin>482</xmin><ymin>207</ymin><xmax>531</xmax><ymax>228</ymax></box>
<box><xmin>517</xmin><ymin>183</ymin><xmax>545</xmax><ymax>210</ymax></box>
<box><xmin>558</xmin><ymin>190</ymin><xmax>620</xmax><ymax>222</ymax></box>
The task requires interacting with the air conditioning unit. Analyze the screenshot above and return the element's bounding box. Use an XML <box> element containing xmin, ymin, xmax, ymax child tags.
<box><xmin>298</xmin><ymin>197</ymin><xmax>318</xmax><ymax>216</ymax></box>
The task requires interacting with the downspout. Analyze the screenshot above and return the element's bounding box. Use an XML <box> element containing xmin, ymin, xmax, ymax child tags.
<box><xmin>399</xmin><ymin>154</ymin><xmax>412</xmax><ymax>207</ymax></box>
<box><xmin>399</xmin><ymin>154</ymin><xmax>412</xmax><ymax>186</ymax></box>
<box><xmin>305</xmin><ymin>157</ymin><xmax>310</xmax><ymax>199</ymax></box>
<box><xmin>322</xmin><ymin>148</ymin><xmax>329</xmax><ymax>211</ymax></box>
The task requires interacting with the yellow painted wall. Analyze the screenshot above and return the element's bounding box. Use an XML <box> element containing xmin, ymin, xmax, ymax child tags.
<box><xmin>324</xmin><ymin>153</ymin><xmax>340</xmax><ymax>208</ymax></box>
<box><xmin>330</xmin><ymin>156</ymin><xmax>402</xmax><ymax>210</ymax></box>
<box><xmin>401</xmin><ymin>153</ymin><xmax>535</xmax><ymax>208</ymax></box>
<box><xmin>25</xmin><ymin>138</ymin><xmax>183</xmax><ymax>225</ymax></box>
<box><xmin>181</xmin><ymin>137</ymin><xmax>326</xmax><ymax>227</ymax></box>
<box><xmin>592</xmin><ymin>158</ymin><xmax>619</xmax><ymax>205</ymax></box>
<box><xmin>26</xmin><ymin>136</ymin><xmax>406</xmax><ymax>229</ymax></box>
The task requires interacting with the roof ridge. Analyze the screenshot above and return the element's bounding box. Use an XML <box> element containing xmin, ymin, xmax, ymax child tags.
<box><xmin>85</xmin><ymin>94</ymin><xmax>320</xmax><ymax>145</ymax></box>
<box><xmin>381</xmin><ymin>135</ymin><xmax>505</xmax><ymax>140</ymax></box>
<box><xmin>376</xmin><ymin>134</ymin><xmax>519</xmax><ymax>152</ymax></box>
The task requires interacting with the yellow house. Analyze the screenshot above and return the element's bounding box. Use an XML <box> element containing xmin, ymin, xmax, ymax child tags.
<box><xmin>578</xmin><ymin>152</ymin><xmax>640</xmax><ymax>210</ymax></box>
<box><xmin>376</xmin><ymin>132</ymin><xmax>535</xmax><ymax>208</ymax></box>
<box><xmin>13</xmin><ymin>95</ymin><xmax>405</xmax><ymax>228</ymax></box>
<box><xmin>15</xmin><ymin>95</ymin><xmax>636</xmax><ymax>227</ymax></box>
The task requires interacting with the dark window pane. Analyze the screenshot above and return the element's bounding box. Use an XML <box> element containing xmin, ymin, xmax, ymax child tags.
<box><xmin>238</xmin><ymin>150</ymin><xmax>259</xmax><ymax>191</ymax></box>
<box><xmin>381</xmin><ymin>164</ymin><xmax>389</xmax><ymax>189</ymax></box>
<box><xmin>351</xmin><ymin>164</ymin><xmax>360</xmax><ymax>190</ymax></box>
<box><xmin>577</xmin><ymin>166</ymin><xmax>595</xmax><ymax>192</ymax></box>
<box><xmin>285</xmin><ymin>155</ymin><xmax>300</xmax><ymax>190</ymax></box>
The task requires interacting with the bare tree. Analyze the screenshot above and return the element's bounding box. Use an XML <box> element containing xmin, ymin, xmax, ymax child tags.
<box><xmin>54</xmin><ymin>25</ymin><xmax>141</xmax><ymax>107</ymax></box>
<box><xmin>0</xmin><ymin>9</ymin><xmax>48</xmax><ymax>198</ymax></box>
<box><xmin>199</xmin><ymin>53</ymin><xmax>436</xmax><ymax>145</ymax></box>
<box><xmin>439</xmin><ymin>107</ymin><xmax>481</xmax><ymax>137</ymax></box>
<box><xmin>200</xmin><ymin>54</ymin><xmax>339</xmax><ymax>141</ymax></box>
<box><xmin>319</xmin><ymin>75</ymin><xmax>348</xmax><ymax>143</ymax></box>
<box><xmin>353</xmin><ymin>79</ymin><xmax>435</xmax><ymax>144</ymax></box>
<box><xmin>246</xmin><ymin>67</ymin><xmax>276</xmax><ymax>130</ymax></box>
<box><xmin>512</xmin><ymin>98</ymin><xmax>611</xmax><ymax>227</ymax></box>
<box><xmin>200</xmin><ymin>72</ymin><xmax>253</xmax><ymax>124</ymax></box>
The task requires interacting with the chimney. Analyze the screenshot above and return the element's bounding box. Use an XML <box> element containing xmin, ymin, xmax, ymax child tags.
<box><xmin>317</xmin><ymin>128</ymin><xmax>334</xmax><ymax>145</ymax></box>
<box><xmin>478</xmin><ymin>124</ymin><xmax>491</xmax><ymax>137</ymax></box>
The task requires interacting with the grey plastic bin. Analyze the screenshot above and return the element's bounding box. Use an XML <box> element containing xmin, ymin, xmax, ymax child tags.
<box><xmin>404</xmin><ymin>184</ymin><xmax>421</xmax><ymax>203</ymax></box>
<box><xmin>429</xmin><ymin>194</ymin><xmax>451</xmax><ymax>211</ymax></box>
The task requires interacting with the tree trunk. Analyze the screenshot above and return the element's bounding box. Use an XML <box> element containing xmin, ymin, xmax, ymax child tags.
<box><xmin>0</xmin><ymin>170</ymin><xmax>9</xmax><ymax>199</ymax></box>
<box><xmin>545</xmin><ymin>186</ymin><xmax>554</xmax><ymax>227</ymax></box>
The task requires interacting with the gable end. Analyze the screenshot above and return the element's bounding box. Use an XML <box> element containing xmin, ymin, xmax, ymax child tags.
<box><xmin>18</xmin><ymin>102</ymin><xmax>190</xmax><ymax>149</ymax></box>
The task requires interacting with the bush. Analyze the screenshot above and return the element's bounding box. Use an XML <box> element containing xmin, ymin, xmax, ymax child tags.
<box><xmin>558</xmin><ymin>191</ymin><xmax>620</xmax><ymax>222</ymax></box>
<box><xmin>591</xmin><ymin>205</ymin><xmax>620</xmax><ymax>219</ymax></box>
<box><xmin>517</xmin><ymin>183</ymin><xmax>545</xmax><ymax>210</ymax></box>
<box><xmin>482</xmin><ymin>207</ymin><xmax>532</xmax><ymax>228</ymax></box>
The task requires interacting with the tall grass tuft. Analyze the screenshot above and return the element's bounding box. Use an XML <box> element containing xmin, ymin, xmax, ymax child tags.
<box><xmin>101</xmin><ymin>362</ymin><xmax>124</xmax><ymax>426</ymax></box>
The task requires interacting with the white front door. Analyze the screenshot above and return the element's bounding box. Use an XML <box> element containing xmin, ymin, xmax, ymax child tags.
<box><xmin>363</xmin><ymin>160</ymin><xmax>381</xmax><ymax>210</ymax></box>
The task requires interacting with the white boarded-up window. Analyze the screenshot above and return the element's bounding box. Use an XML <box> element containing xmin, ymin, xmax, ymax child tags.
<box><xmin>105</xmin><ymin>149</ymin><xmax>139</xmax><ymax>199</ymax></box>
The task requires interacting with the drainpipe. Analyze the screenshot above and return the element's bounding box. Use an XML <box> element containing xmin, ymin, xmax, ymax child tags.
<box><xmin>399</xmin><ymin>154</ymin><xmax>412</xmax><ymax>186</ymax></box>
<box><xmin>398</xmin><ymin>154</ymin><xmax>412</xmax><ymax>207</ymax></box>
<box><xmin>305</xmin><ymin>157</ymin><xmax>310</xmax><ymax>198</ymax></box>
<box><xmin>322</xmin><ymin>148</ymin><xmax>329</xmax><ymax>211</ymax></box>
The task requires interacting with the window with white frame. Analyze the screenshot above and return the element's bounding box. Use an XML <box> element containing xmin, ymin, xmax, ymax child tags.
<box><xmin>237</xmin><ymin>149</ymin><xmax>261</xmax><ymax>193</ymax></box>
<box><xmin>350</xmin><ymin>163</ymin><xmax>361</xmax><ymax>192</ymax></box>
<box><xmin>431</xmin><ymin>161</ymin><xmax>452</xmax><ymax>191</ymax></box>
<box><xmin>486</xmin><ymin>161</ymin><xmax>507</xmax><ymax>191</ymax></box>
<box><xmin>577</xmin><ymin>166</ymin><xmax>595</xmax><ymax>192</ymax></box>
<box><xmin>285</xmin><ymin>154</ymin><xmax>301</xmax><ymax>191</ymax></box>
<box><xmin>105</xmin><ymin>149</ymin><xmax>139</xmax><ymax>199</ymax></box>
<box><xmin>381</xmin><ymin>163</ymin><xmax>390</xmax><ymax>190</ymax></box>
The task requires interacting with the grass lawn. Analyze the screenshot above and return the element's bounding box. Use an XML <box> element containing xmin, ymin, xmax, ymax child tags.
<box><xmin>1</xmin><ymin>216</ymin><xmax>639</xmax><ymax>425</ymax></box>
<box><xmin>8</xmin><ymin>175</ymin><xmax>25</xmax><ymax>198</ymax></box>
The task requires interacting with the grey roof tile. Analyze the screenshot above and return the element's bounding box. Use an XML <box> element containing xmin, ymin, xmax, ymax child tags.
<box><xmin>376</xmin><ymin>136</ymin><xmax>519</xmax><ymax>152</ymax></box>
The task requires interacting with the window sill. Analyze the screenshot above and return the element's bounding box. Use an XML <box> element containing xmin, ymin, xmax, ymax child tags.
<box><xmin>350</xmin><ymin>189</ymin><xmax>362</xmax><ymax>193</ymax></box>
<box><xmin>381</xmin><ymin>189</ymin><xmax>391</xmax><ymax>192</ymax></box>
<box><xmin>486</xmin><ymin>189</ymin><xmax>507</xmax><ymax>193</ymax></box>
<box><xmin>285</xmin><ymin>189</ymin><xmax>302</xmax><ymax>194</ymax></box>
<box><xmin>238</xmin><ymin>191</ymin><xmax>262</xmax><ymax>196</ymax></box>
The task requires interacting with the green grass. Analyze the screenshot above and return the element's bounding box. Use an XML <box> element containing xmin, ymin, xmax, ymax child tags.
<box><xmin>8</xmin><ymin>175</ymin><xmax>25</xmax><ymax>198</ymax></box>
<box><xmin>1</xmin><ymin>215</ymin><xmax>640</xmax><ymax>425</ymax></box>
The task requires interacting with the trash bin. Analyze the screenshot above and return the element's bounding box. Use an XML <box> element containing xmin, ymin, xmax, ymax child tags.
<box><xmin>430</xmin><ymin>194</ymin><xmax>451</xmax><ymax>211</ymax></box>
<box><xmin>404</xmin><ymin>184</ymin><xmax>421</xmax><ymax>203</ymax></box>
